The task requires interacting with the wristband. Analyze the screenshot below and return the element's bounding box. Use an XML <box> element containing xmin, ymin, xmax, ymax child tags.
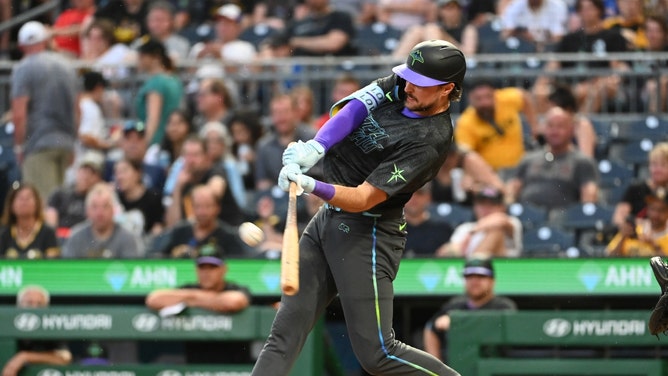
<box><xmin>312</xmin><ymin>180</ymin><xmax>335</xmax><ymax>201</ymax></box>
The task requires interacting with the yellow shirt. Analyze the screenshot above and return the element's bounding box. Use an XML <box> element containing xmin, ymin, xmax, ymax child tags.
<box><xmin>455</xmin><ymin>88</ymin><xmax>525</xmax><ymax>170</ymax></box>
<box><xmin>606</xmin><ymin>224</ymin><xmax>668</xmax><ymax>257</ymax></box>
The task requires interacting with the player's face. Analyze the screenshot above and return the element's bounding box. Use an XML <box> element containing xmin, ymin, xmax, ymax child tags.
<box><xmin>403</xmin><ymin>82</ymin><xmax>451</xmax><ymax>116</ymax></box>
<box><xmin>197</xmin><ymin>263</ymin><xmax>225</xmax><ymax>290</ymax></box>
<box><xmin>464</xmin><ymin>274</ymin><xmax>494</xmax><ymax>301</ymax></box>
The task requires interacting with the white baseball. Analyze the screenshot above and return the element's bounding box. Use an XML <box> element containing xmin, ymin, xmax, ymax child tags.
<box><xmin>239</xmin><ymin>222</ymin><xmax>265</xmax><ymax>247</ymax></box>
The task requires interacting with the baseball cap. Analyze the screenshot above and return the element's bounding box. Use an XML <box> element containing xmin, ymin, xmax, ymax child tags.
<box><xmin>18</xmin><ymin>21</ymin><xmax>50</xmax><ymax>46</ymax></box>
<box><xmin>463</xmin><ymin>258</ymin><xmax>494</xmax><ymax>278</ymax></box>
<box><xmin>79</xmin><ymin>151</ymin><xmax>104</xmax><ymax>175</ymax></box>
<box><xmin>392</xmin><ymin>40</ymin><xmax>466</xmax><ymax>87</ymax></box>
<box><xmin>196</xmin><ymin>244</ymin><xmax>224</xmax><ymax>266</ymax></box>
<box><xmin>474</xmin><ymin>186</ymin><xmax>504</xmax><ymax>204</ymax></box>
<box><xmin>123</xmin><ymin>120</ymin><xmax>146</xmax><ymax>135</ymax></box>
<box><xmin>216</xmin><ymin>4</ymin><xmax>242</xmax><ymax>22</ymax></box>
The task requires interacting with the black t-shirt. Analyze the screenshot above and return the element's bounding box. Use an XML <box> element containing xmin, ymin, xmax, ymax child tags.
<box><xmin>94</xmin><ymin>0</ymin><xmax>150</xmax><ymax>44</ymax></box>
<box><xmin>48</xmin><ymin>188</ymin><xmax>87</xmax><ymax>229</ymax></box>
<box><xmin>325</xmin><ymin>101</ymin><xmax>454</xmax><ymax>213</ymax></box>
<box><xmin>161</xmin><ymin>220</ymin><xmax>251</xmax><ymax>258</ymax></box>
<box><xmin>118</xmin><ymin>188</ymin><xmax>165</xmax><ymax>234</ymax></box>
<box><xmin>104</xmin><ymin>160</ymin><xmax>167</xmax><ymax>192</ymax></box>
<box><xmin>287</xmin><ymin>10</ymin><xmax>356</xmax><ymax>56</ymax></box>
<box><xmin>181</xmin><ymin>167</ymin><xmax>245</xmax><ymax>227</ymax></box>
<box><xmin>0</xmin><ymin>223</ymin><xmax>59</xmax><ymax>259</ymax></box>
<box><xmin>621</xmin><ymin>180</ymin><xmax>653</xmax><ymax>218</ymax></box>
<box><xmin>425</xmin><ymin>295</ymin><xmax>516</xmax><ymax>362</ymax></box>
<box><xmin>179</xmin><ymin>282</ymin><xmax>253</xmax><ymax>364</ymax></box>
<box><xmin>404</xmin><ymin>219</ymin><xmax>453</xmax><ymax>257</ymax></box>
<box><xmin>557</xmin><ymin>28</ymin><xmax>627</xmax><ymax>69</ymax></box>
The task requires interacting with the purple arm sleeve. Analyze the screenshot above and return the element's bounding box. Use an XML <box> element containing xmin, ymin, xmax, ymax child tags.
<box><xmin>312</xmin><ymin>180</ymin><xmax>335</xmax><ymax>201</ymax></box>
<box><xmin>313</xmin><ymin>100</ymin><xmax>368</xmax><ymax>151</ymax></box>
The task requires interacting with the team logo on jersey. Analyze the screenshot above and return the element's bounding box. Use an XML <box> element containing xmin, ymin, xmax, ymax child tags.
<box><xmin>348</xmin><ymin>116</ymin><xmax>389</xmax><ymax>153</ymax></box>
<box><xmin>409</xmin><ymin>50</ymin><xmax>424</xmax><ymax>66</ymax></box>
<box><xmin>387</xmin><ymin>164</ymin><xmax>406</xmax><ymax>183</ymax></box>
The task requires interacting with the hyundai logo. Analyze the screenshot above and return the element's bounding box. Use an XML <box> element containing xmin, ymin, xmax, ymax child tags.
<box><xmin>14</xmin><ymin>313</ymin><xmax>40</xmax><ymax>331</ymax></box>
<box><xmin>132</xmin><ymin>313</ymin><xmax>160</xmax><ymax>332</ymax></box>
<box><xmin>543</xmin><ymin>318</ymin><xmax>571</xmax><ymax>338</ymax></box>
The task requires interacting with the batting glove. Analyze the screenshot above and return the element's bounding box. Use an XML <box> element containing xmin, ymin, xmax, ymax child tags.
<box><xmin>278</xmin><ymin>163</ymin><xmax>315</xmax><ymax>195</ymax></box>
<box><xmin>282</xmin><ymin>140</ymin><xmax>325</xmax><ymax>172</ymax></box>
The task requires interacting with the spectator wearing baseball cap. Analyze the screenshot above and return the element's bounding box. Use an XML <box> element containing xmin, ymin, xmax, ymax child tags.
<box><xmin>12</xmin><ymin>21</ymin><xmax>79</xmax><ymax>203</ymax></box>
<box><xmin>437</xmin><ymin>186</ymin><xmax>523</xmax><ymax>258</ymax></box>
<box><xmin>145</xmin><ymin>242</ymin><xmax>252</xmax><ymax>363</ymax></box>
<box><xmin>423</xmin><ymin>257</ymin><xmax>516</xmax><ymax>362</ymax></box>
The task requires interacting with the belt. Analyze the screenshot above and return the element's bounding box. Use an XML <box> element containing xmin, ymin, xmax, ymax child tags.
<box><xmin>323</xmin><ymin>203</ymin><xmax>403</xmax><ymax>218</ymax></box>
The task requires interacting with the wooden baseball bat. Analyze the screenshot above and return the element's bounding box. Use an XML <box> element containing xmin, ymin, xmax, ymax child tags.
<box><xmin>281</xmin><ymin>162</ymin><xmax>300</xmax><ymax>296</ymax></box>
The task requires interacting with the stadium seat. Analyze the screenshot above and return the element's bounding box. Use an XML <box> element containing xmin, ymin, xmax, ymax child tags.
<box><xmin>601</xmin><ymin>184</ymin><xmax>628</xmax><ymax>207</ymax></box>
<box><xmin>429</xmin><ymin>202</ymin><xmax>474</xmax><ymax>227</ymax></box>
<box><xmin>354</xmin><ymin>22</ymin><xmax>402</xmax><ymax>56</ymax></box>
<box><xmin>560</xmin><ymin>203</ymin><xmax>614</xmax><ymax>233</ymax></box>
<box><xmin>591</xmin><ymin>118</ymin><xmax>613</xmax><ymax>160</ymax></box>
<box><xmin>612</xmin><ymin>115</ymin><xmax>668</xmax><ymax>142</ymax></box>
<box><xmin>597</xmin><ymin>159</ymin><xmax>634</xmax><ymax>188</ymax></box>
<box><xmin>522</xmin><ymin>226</ymin><xmax>577</xmax><ymax>257</ymax></box>
<box><xmin>617</xmin><ymin>138</ymin><xmax>654</xmax><ymax>172</ymax></box>
<box><xmin>507</xmin><ymin>202</ymin><xmax>548</xmax><ymax>230</ymax></box>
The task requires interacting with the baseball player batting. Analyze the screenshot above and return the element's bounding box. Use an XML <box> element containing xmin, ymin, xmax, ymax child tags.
<box><xmin>251</xmin><ymin>40</ymin><xmax>466</xmax><ymax>376</ymax></box>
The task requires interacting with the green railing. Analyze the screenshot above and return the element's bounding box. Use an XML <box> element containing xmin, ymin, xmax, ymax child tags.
<box><xmin>448</xmin><ymin>310</ymin><xmax>667</xmax><ymax>376</ymax></box>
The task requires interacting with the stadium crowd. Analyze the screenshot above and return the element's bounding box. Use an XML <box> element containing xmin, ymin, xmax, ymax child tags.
<box><xmin>1</xmin><ymin>0</ymin><xmax>668</xmax><ymax>262</ymax></box>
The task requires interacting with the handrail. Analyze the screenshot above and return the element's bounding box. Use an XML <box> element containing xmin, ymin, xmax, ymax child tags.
<box><xmin>0</xmin><ymin>0</ymin><xmax>60</xmax><ymax>33</ymax></box>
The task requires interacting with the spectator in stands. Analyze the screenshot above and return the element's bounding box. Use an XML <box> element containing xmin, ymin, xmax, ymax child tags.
<box><xmin>283</xmin><ymin>0</ymin><xmax>357</xmax><ymax>56</ymax></box>
<box><xmin>313</xmin><ymin>73</ymin><xmax>360</xmax><ymax>129</ymax></box>
<box><xmin>158</xmin><ymin>185</ymin><xmax>251</xmax><ymax>258</ymax></box>
<box><xmin>423</xmin><ymin>258</ymin><xmax>516</xmax><ymax>362</ymax></box>
<box><xmin>94</xmin><ymin>0</ymin><xmax>150</xmax><ymax>45</ymax></box>
<box><xmin>46</xmin><ymin>153</ymin><xmax>104</xmax><ymax>238</ymax></box>
<box><xmin>500</xmin><ymin>0</ymin><xmax>568</xmax><ymax>51</ymax></box>
<box><xmin>331</xmin><ymin>0</ymin><xmax>377</xmax><ymax>26</ymax></box>
<box><xmin>52</xmin><ymin>0</ymin><xmax>97</xmax><ymax>58</ymax></box>
<box><xmin>248</xmin><ymin>189</ymin><xmax>285</xmax><ymax>260</ymax></box>
<box><xmin>403</xmin><ymin>183</ymin><xmax>454</xmax><ymax>258</ymax></box>
<box><xmin>145</xmin><ymin>109</ymin><xmax>195</xmax><ymax>171</ymax></box>
<box><xmin>229</xmin><ymin>110</ymin><xmax>265</xmax><ymax>191</ymax></box>
<box><xmin>505</xmin><ymin>107</ymin><xmax>599</xmax><ymax>210</ymax></box>
<box><xmin>377</xmin><ymin>0</ymin><xmax>433</xmax><ymax>32</ymax></box>
<box><xmin>534</xmin><ymin>0</ymin><xmax>629</xmax><ymax>114</ymax></box>
<box><xmin>0</xmin><ymin>183</ymin><xmax>58</xmax><ymax>259</ymax></box>
<box><xmin>134</xmin><ymin>38</ymin><xmax>184</xmax><ymax>146</ymax></box>
<box><xmin>431</xmin><ymin>146</ymin><xmax>504</xmax><ymax>206</ymax></box>
<box><xmin>613</xmin><ymin>142</ymin><xmax>668</xmax><ymax>228</ymax></box>
<box><xmin>544</xmin><ymin>83</ymin><xmax>597</xmax><ymax>158</ymax></box>
<box><xmin>131</xmin><ymin>1</ymin><xmax>190</xmax><ymax>62</ymax></box>
<box><xmin>80</xmin><ymin>19</ymin><xmax>134</xmax><ymax>74</ymax></box>
<box><xmin>290</xmin><ymin>85</ymin><xmax>316</xmax><ymax>128</ymax></box>
<box><xmin>454</xmin><ymin>79</ymin><xmax>539</xmax><ymax>174</ymax></box>
<box><xmin>114</xmin><ymin>158</ymin><xmax>164</xmax><ymax>236</ymax></box>
<box><xmin>75</xmin><ymin>71</ymin><xmax>117</xmax><ymax>174</ymax></box>
<box><xmin>606</xmin><ymin>189</ymin><xmax>668</xmax><ymax>256</ymax></box>
<box><xmin>1</xmin><ymin>285</ymin><xmax>72</xmax><ymax>376</ymax></box>
<box><xmin>640</xmin><ymin>14</ymin><xmax>668</xmax><ymax>113</ymax></box>
<box><xmin>105</xmin><ymin>120</ymin><xmax>167</xmax><ymax>193</ymax></box>
<box><xmin>164</xmin><ymin>136</ymin><xmax>245</xmax><ymax>228</ymax></box>
<box><xmin>62</xmin><ymin>183</ymin><xmax>143</xmax><ymax>258</ymax></box>
<box><xmin>438</xmin><ymin>187</ymin><xmax>522</xmax><ymax>258</ymax></box>
<box><xmin>194</xmin><ymin>78</ymin><xmax>235</xmax><ymax>129</ymax></box>
<box><xmin>188</xmin><ymin>4</ymin><xmax>257</xmax><ymax>64</ymax></box>
<box><xmin>199</xmin><ymin>121</ymin><xmax>247</xmax><ymax>211</ymax></box>
<box><xmin>392</xmin><ymin>0</ymin><xmax>477</xmax><ymax>58</ymax></box>
<box><xmin>254</xmin><ymin>94</ymin><xmax>317</xmax><ymax>190</ymax></box>
<box><xmin>145</xmin><ymin>243</ymin><xmax>252</xmax><ymax>363</ymax></box>
<box><xmin>603</xmin><ymin>0</ymin><xmax>647</xmax><ymax>50</ymax></box>
<box><xmin>11</xmin><ymin>21</ymin><xmax>79</xmax><ymax>203</ymax></box>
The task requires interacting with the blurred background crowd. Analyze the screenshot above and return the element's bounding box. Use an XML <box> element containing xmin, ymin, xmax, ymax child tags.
<box><xmin>1</xmin><ymin>0</ymin><xmax>668</xmax><ymax>262</ymax></box>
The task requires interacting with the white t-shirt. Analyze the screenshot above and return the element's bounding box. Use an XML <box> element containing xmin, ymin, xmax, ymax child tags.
<box><xmin>76</xmin><ymin>97</ymin><xmax>107</xmax><ymax>163</ymax></box>
<box><xmin>450</xmin><ymin>216</ymin><xmax>523</xmax><ymax>257</ymax></box>
<box><xmin>501</xmin><ymin>0</ymin><xmax>568</xmax><ymax>43</ymax></box>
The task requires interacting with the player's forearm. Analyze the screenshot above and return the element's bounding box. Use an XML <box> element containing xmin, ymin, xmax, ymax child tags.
<box><xmin>291</xmin><ymin>32</ymin><xmax>348</xmax><ymax>54</ymax></box>
<box><xmin>145</xmin><ymin>289</ymin><xmax>194</xmax><ymax>309</ymax></box>
<box><xmin>422</xmin><ymin>329</ymin><xmax>442</xmax><ymax>361</ymax></box>
<box><xmin>325</xmin><ymin>182</ymin><xmax>387</xmax><ymax>212</ymax></box>
<box><xmin>188</xmin><ymin>291</ymin><xmax>250</xmax><ymax>313</ymax></box>
<box><xmin>21</xmin><ymin>350</ymin><xmax>72</xmax><ymax>365</ymax></box>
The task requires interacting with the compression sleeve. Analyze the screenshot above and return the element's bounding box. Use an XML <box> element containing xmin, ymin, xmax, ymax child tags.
<box><xmin>314</xmin><ymin>99</ymin><xmax>368</xmax><ymax>152</ymax></box>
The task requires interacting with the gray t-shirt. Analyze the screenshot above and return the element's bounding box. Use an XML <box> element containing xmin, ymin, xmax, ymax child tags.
<box><xmin>62</xmin><ymin>222</ymin><xmax>143</xmax><ymax>258</ymax></box>
<box><xmin>515</xmin><ymin>149</ymin><xmax>598</xmax><ymax>209</ymax></box>
<box><xmin>10</xmin><ymin>51</ymin><xmax>78</xmax><ymax>154</ymax></box>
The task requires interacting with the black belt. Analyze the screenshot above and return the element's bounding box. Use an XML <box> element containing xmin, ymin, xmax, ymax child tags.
<box><xmin>323</xmin><ymin>203</ymin><xmax>403</xmax><ymax>218</ymax></box>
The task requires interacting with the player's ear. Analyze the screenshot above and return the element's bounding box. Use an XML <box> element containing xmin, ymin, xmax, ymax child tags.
<box><xmin>441</xmin><ymin>83</ymin><xmax>455</xmax><ymax>98</ymax></box>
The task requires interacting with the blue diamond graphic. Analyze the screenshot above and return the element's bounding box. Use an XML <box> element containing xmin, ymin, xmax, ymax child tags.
<box><xmin>580</xmin><ymin>274</ymin><xmax>601</xmax><ymax>291</ymax></box>
<box><xmin>262</xmin><ymin>274</ymin><xmax>280</xmax><ymax>291</ymax></box>
<box><xmin>107</xmin><ymin>274</ymin><xmax>127</xmax><ymax>291</ymax></box>
<box><xmin>420</xmin><ymin>274</ymin><xmax>440</xmax><ymax>291</ymax></box>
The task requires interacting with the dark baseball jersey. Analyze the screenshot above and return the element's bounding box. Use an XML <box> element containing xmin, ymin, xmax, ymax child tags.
<box><xmin>325</xmin><ymin>101</ymin><xmax>454</xmax><ymax>212</ymax></box>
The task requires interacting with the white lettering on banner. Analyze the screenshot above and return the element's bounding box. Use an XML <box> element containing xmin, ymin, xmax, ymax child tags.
<box><xmin>160</xmin><ymin>316</ymin><xmax>233</xmax><ymax>331</ymax></box>
<box><xmin>64</xmin><ymin>371</ymin><xmax>135</xmax><ymax>376</ymax></box>
<box><xmin>0</xmin><ymin>266</ymin><xmax>22</xmax><ymax>287</ymax></box>
<box><xmin>572</xmin><ymin>320</ymin><xmax>646</xmax><ymax>336</ymax></box>
<box><xmin>41</xmin><ymin>315</ymin><xmax>113</xmax><ymax>330</ymax></box>
<box><xmin>129</xmin><ymin>266</ymin><xmax>177</xmax><ymax>288</ymax></box>
<box><xmin>604</xmin><ymin>265</ymin><xmax>652</xmax><ymax>287</ymax></box>
<box><xmin>37</xmin><ymin>369</ymin><xmax>63</xmax><ymax>376</ymax></box>
<box><xmin>443</xmin><ymin>266</ymin><xmax>463</xmax><ymax>287</ymax></box>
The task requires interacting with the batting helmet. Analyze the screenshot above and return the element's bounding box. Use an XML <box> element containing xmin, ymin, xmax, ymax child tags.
<box><xmin>392</xmin><ymin>40</ymin><xmax>466</xmax><ymax>88</ymax></box>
